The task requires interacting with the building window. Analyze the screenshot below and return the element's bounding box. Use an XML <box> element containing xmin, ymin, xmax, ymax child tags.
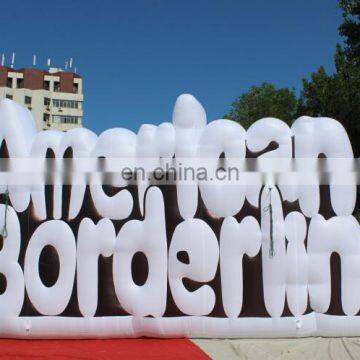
<box><xmin>52</xmin><ymin>99</ymin><xmax>81</xmax><ymax>109</ymax></box>
<box><xmin>54</xmin><ymin>81</ymin><xmax>60</xmax><ymax>92</ymax></box>
<box><xmin>43</xmin><ymin>80</ymin><xmax>50</xmax><ymax>91</ymax></box>
<box><xmin>44</xmin><ymin>97</ymin><xmax>50</xmax><ymax>106</ymax></box>
<box><xmin>43</xmin><ymin>113</ymin><xmax>50</xmax><ymax>122</ymax></box>
<box><xmin>25</xmin><ymin>96</ymin><xmax>32</xmax><ymax>105</ymax></box>
<box><xmin>73</xmin><ymin>82</ymin><xmax>79</xmax><ymax>94</ymax></box>
<box><xmin>16</xmin><ymin>78</ymin><xmax>24</xmax><ymax>89</ymax></box>
<box><xmin>53</xmin><ymin>115</ymin><xmax>79</xmax><ymax>124</ymax></box>
<box><xmin>6</xmin><ymin>77</ymin><xmax>12</xmax><ymax>88</ymax></box>
<box><xmin>6</xmin><ymin>94</ymin><xmax>13</xmax><ymax>100</ymax></box>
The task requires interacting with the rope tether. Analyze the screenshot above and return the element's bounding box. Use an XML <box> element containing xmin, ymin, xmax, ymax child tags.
<box><xmin>264</xmin><ymin>187</ymin><xmax>275</xmax><ymax>258</ymax></box>
<box><xmin>0</xmin><ymin>188</ymin><xmax>9</xmax><ymax>238</ymax></box>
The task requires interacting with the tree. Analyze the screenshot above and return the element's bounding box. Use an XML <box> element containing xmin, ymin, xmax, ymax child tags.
<box><xmin>225</xmin><ymin>0</ymin><xmax>360</xmax><ymax>155</ymax></box>
<box><xmin>299</xmin><ymin>44</ymin><xmax>360</xmax><ymax>157</ymax></box>
<box><xmin>338</xmin><ymin>0</ymin><xmax>360</xmax><ymax>63</ymax></box>
<box><xmin>298</xmin><ymin>0</ymin><xmax>360</xmax><ymax>156</ymax></box>
<box><xmin>225</xmin><ymin>83</ymin><xmax>298</xmax><ymax>129</ymax></box>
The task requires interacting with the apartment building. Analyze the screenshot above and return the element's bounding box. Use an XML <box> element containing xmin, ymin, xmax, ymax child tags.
<box><xmin>0</xmin><ymin>66</ymin><xmax>83</xmax><ymax>131</ymax></box>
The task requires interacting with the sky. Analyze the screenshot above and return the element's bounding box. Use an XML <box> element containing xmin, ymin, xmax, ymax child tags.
<box><xmin>0</xmin><ymin>0</ymin><xmax>342</xmax><ymax>134</ymax></box>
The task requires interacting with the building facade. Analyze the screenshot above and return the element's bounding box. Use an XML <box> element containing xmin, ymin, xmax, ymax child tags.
<box><xmin>0</xmin><ymin>66</ymin><xmax>83</xmax><ymax>131</ymax></box>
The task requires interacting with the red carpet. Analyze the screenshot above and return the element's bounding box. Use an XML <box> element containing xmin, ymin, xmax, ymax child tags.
<box><xmin>0</xmin><ymin>339</ymin><xmax>209</xmax><ymax>359</ymax></box>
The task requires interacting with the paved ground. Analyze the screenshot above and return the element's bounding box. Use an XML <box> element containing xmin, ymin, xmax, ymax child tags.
<box><xmin>2</xmin><ymin>337</ymin><xmax>360</xmax><ymax>359</ymax></box>
<box><xmin>192</xmin><ymin>337</ymin><xmax>360</xmax><ymax>359</ymax></box>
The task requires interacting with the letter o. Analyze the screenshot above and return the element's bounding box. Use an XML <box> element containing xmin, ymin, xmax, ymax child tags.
<box><xmin>24</xmin><ymin>220</ymin><xmax>76</xmax><ymax>315</ymax></box>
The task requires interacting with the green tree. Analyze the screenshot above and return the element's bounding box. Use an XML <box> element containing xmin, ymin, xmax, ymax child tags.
<box><xmin>299</xmin><ymin>46</ymin><xmax>360</xmax><ymax>157</ymax></box>
<box><xmin>225</xmin><ymin>83</ymin><xmax>298</xmax><ymax>129</ymax></box>
<box><xmin>298</xmin><ymin>0</ymin><xmax>360</xmax><ymax>156</ymax></box>
<box><xmin>338</xmin><ymin>0</ymin><xmax>360</xmax><ymax>63</ymax></box>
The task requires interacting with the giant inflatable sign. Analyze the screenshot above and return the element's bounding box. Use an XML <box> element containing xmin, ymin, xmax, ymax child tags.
<box><xmin>0</xmin><ymin>94</ymin><xmax>358</xmax><ymax>338</ymax></box>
